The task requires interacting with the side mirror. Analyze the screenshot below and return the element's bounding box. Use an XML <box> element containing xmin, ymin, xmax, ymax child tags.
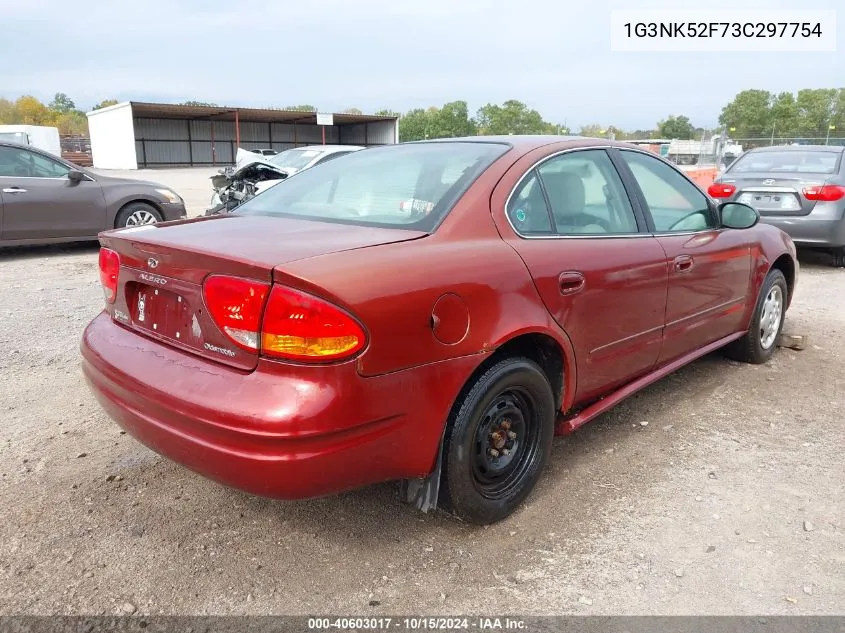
<box><xmin>67</xmin><ymin>170</ymin><xmax>86</xmax><ymax>183</ymax></box>
<box><xmin>719</xmin><ymin>201</ymin><xmax>759</xmax><ymax>229</ymax></box>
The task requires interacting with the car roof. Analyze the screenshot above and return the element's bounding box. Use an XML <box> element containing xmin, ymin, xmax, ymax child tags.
<box><xmin>406</xmin><ymin>135</ymin><xmax>636</xmax><ymax>152</ymax></box>
<box><xmin>292</xmin><ymin>144</ymin><xmax>365</xmax><ymax>153</ymax></box>
<box><xmin>747</xmin><ymin>144</ymin><xmax>845</xmax><ymax>154</ymax></box>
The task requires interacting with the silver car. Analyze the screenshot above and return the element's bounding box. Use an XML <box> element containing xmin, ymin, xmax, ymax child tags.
<box><xmin>709</xmin><ymin>145</ymin><xmax>845</xmax><ymax>266</ymax></box>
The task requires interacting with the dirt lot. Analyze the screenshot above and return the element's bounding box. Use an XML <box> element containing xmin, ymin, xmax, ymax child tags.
<box><xmin>0</xmin><ymin>238</ymin><xmax>843</xmax><ymax>616</ymax></box>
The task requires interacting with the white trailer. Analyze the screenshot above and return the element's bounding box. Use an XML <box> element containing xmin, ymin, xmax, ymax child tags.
<box><xmin>0</xmin><ymin>125</ymin><xmax>62</xmax><ymax>156</ymax></box>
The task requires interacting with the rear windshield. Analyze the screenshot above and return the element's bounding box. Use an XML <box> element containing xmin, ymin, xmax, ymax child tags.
<box><xmin>729</xmin><ymin>150</ymin><xmax>841</xmax><ymax>174</ymax></box>
<box><xmin>237</xmin><ymin>142</ymin><xmax>510</xmax><ymax>231</ymax></box>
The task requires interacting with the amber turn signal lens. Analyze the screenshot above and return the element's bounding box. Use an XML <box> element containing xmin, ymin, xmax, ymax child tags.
<box><xmin>260</xmin><ymin>285</ymin><xmax>366</xmax><ymax>362</ymax></box>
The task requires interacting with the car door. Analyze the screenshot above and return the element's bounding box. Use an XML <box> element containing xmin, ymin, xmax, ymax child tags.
<box><xmin>614</xmin><ymin>149</ymin><xmax>752</xmax><ymax>366</ymax></box>
<box><xmin>0</xmin><ymin>145</ymin><xmax>106</xmax><ymax>241</ymax></box>
<box><xmin>494</xmin><ymin>147</ymin><xmax>669</xmax><ymax>404</ymax></box>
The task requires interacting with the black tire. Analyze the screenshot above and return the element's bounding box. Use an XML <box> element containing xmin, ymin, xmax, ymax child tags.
<box><xmin>831</xmin><ymin>247</ymin><xmax>845</xmax><ymax>268</ymax></box>
<box><xmin>442</xmin><ymin>357</ymin><xmax>556</xmax><ymax>525</ymax></box>
<box><xmin>724</xmin><ymin>269</ymin><xmax>788</xmax><ymax>364</ymax></box>
<box><xmin>115</xmin><ymin>202</ymin><xmax>162</xmax><ymax>229</ymax></box>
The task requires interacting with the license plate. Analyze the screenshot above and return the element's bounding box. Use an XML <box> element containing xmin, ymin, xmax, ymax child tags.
<box><xmin>738</xmin><ymin>192</ymin><xmax>800</xmax><ymax>211</ymax></box>
<box><xmin>132</xmin><ymin>285</ymin><xmax>195</xmax><ymax>343</ymax></box>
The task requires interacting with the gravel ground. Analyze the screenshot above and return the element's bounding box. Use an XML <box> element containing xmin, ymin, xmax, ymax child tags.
<box><xmin>0</xmin><ymin>241</ymin><xmax>843</xmax><ymax>616</ymax></box>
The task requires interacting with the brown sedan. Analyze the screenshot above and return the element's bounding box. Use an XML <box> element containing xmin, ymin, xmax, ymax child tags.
<box><xmin>0</xmin><ymin>141</ymin><xmax>187</xmax><ymax>246</ymax></box>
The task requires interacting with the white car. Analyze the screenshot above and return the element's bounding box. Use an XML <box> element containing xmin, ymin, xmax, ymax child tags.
<box><xmin>234</xmin><ymin>144</ymin><xmax>365</xmax><ymax>194</ymax></box>
<box><xmin>209</xmin><ymin>144</ymin><xmax>365</xmax><ymax>210</ymax></box>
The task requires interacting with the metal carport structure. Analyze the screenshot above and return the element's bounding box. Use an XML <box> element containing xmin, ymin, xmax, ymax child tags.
<box><xmin>87</xmin><ymin>102</ymin><xmax>399</xmax><ymax>169</ymax></box>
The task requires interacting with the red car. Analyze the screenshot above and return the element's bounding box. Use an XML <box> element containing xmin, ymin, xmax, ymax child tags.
<box><xmin>82</xmin><ymin>137</ymin><xmax>798</xmax><ymax>524</ymax></box>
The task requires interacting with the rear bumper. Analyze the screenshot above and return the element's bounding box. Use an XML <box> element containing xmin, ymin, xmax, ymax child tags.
<box><xmin>81</xmin><ymin>312</ymin><xmax>477</xmax><ymax>500</ymax></box>
<box><xmin>759</xmin><ymin>204</ymin><xmax>845</xmax><ymax>248</ymax></box>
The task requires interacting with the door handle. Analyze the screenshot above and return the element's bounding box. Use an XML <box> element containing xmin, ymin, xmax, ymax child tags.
<box><xmin>2</xmin><ymin>187</ymin><xmax>27</xmax><ymax>194</ymax></box>
<box><xmin>673</xmin><ymin>255</ymin><xmax>694</xmax><ymax>273</ymax></box>
<box><xmin>558</xmin><ymin>271</ymin><xmax>586</xmax><ymax>295</ymax></box>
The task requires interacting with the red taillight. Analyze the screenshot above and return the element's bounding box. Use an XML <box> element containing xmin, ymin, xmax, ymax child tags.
<box><xmin>707</xmin><ymin>182</ymin><xmax>736</xmax><ymax>198</ymax></box>
<box><xmin>203</xmin><ymin>275</ymin><xmax>270</xmax><ymax>351</ymax></box>
<box><xmin>803</xmin><ymin>185</ymin><xmax>845</xmax><ymax>202</ymax></box>
<box><xmin>260</xmin><ymin>285</ymin><xmax>366</xmax><ymax>362</ymax></box>
<box><xmin>98</xmin><ymin>247</ymin><xmax>120</xmax><ymax>304</ymax></box>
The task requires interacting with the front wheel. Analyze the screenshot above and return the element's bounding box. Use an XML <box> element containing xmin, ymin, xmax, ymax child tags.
<box><xmin>442</xmin><ymin>357</ymin><xmax>555</xmax><ymax>525</ymax></box>
<box><xmin>115</xmin><ymin>202</ymin><xmax>162</xmax><ymax>229</ymax></box>
<box><xmin>724</xmin><ymin>269</ymin><xmax>788</xmax><ymax>364</ymax></box>
<box><xmin>831</xmin><ymin>246</ymin><xmax>845</xmax><ymax>268</ymax></box>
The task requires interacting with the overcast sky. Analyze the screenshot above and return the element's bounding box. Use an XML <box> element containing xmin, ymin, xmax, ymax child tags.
<box><xmin>1</xmin><ymin>0</ymin><xmax>841</xmax><ymax>129</ymax></box>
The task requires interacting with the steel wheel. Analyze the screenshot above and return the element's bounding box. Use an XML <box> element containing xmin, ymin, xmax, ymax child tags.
<box><xmin>443</xmin><ymin>357</ymin><xmax>555</xmax><ymax>524</ymax></box>
<box><xmin>472</xmin><ymin>388</ymin><xmax>541</xmax><ymax>500</ymax></box>
<box><xmin>125</xmin><ymin>209</ymin><xmax>158</xmax><ymax>226</ymax></box>
<box><xmin>759</xmin><ymin>285</ymin><xmax>783</xmax><ymax>350</ymax></box>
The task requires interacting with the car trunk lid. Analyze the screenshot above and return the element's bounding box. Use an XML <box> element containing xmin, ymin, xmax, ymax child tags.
<box><xmin>721</xmin><ymin>172</ymin><xmax>831</xmax><ymax>217</ymax></box>
<box><xmin>99</xmin><ymin>215</ymin><xmax>427</xmax><ymax>370</ymax></box>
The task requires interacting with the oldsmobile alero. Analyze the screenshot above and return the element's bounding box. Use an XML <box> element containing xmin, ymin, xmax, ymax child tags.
<box><xmin>81</xmin><ymin>136</ymin><xmax>798</xmax><ymax>524</ymax></box>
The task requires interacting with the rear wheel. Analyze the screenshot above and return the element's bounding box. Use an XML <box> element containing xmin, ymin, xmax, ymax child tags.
<box><xmin>442</xmin><ymin>357</ymin><xmax>555</xmax><ymax>525</ymax></box>
<box><xmin>724</xmin><ymin>269</ymin><xmax>787</xmax><ymax>364</ymax></box>
<box><xmin>831</xmin><ymin>246</ymin><xmax>845</xmax><ymax>268</ymax></box>
<box><xmin>115</xmin><ymin>202</ymin><xmax>162</xmax><ymax>229</ymax></box>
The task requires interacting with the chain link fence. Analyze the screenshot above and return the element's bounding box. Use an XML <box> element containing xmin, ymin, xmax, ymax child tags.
<box><xmin>732</xmin><ymin>136</ymin><xmax>845</xmax><ymax>150</ymax></box>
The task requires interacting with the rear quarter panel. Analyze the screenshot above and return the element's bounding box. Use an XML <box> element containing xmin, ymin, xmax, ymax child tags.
<box><xmin>279</xmin><ymin>227</ymin><xmax>575</xmax><ymax>381</ymax></box>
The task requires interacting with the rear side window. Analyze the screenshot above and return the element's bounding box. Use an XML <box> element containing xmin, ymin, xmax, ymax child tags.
<box><xmin>537</xmin><ymin>150</ymin><xmax>638</xmax><ymax>235</ymax></box>
<box><xmin>507</xmin><ymin>172</ymin><xmax>553</xmax><ymax>234</ymax></box>
<box><xmin>238</xmin><ymin>142</ymin><xmax>509</xmax><ymax>231</ymax></box>
<box><xmin>729</xmin><ymin>150</ymin><xmax>841</xmax><ymax>174</ymax></box>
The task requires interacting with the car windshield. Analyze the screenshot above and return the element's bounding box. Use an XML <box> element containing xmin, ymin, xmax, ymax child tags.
<box><xmin>237</xmin><ymin>142</ymin><xmax>510</xmax><ymax>231</ymax></box>
<box><xmin>269</xmin><ymin>148</ymin><xmax>326</xmax><ymax>170</ymax></box>
<box><xmin>729</xmin><ymin>150</ymin><xmax>841</xmax><ymax>174</ymax></box>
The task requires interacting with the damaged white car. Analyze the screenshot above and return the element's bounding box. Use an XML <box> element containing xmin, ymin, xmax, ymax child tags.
<box><xmin>207</xmin><ymin>144</ymin><xmax>365</xmax><ymax>215</ymax></box>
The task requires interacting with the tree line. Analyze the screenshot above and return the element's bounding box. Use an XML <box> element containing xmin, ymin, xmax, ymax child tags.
<box><xmin>0</xmin><ymin>93</ymin><xmax>120</xmax><ymax>136</ymax></box>
<box><xmin>719</xmin><ymin>88</ymin><xmax>845</xmax><ymax>139</ymax></box>
<box><xmin>2</xmin><ymin>88</ymin><xmax>843</xmax><ymax>142</ymax></box>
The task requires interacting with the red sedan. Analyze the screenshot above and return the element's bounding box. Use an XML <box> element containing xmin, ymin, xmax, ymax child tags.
<box><xmin>82</xmin><ymin>136</ymin><xmax>798</xmax><ymax>524</ymax></box>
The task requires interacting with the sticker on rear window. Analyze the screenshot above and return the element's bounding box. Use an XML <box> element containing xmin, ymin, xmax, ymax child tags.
<box><xmin>399</xmin><ymin>199</ymin><xmax>435</xmax><ymax>218</ymax></box>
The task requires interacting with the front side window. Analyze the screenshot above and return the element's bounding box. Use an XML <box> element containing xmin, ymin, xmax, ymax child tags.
<box><xmin>620</xmin><ymin>150</ymin><xmax>715</xmax><ymax>233</ymax></box>
<box><xmin>239</xmin><ymin>142</ymin><xmax>509</xmax><ymax>231</ymax></box>
<box><xmin>0</xmin><ymin>146</ymin><xmax>70</xmax><ymax>178</ymax></box>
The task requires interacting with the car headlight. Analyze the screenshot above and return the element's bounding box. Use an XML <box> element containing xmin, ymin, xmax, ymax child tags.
<box><xmin>154</xmin><ymin>188</ymin><xmax>182</xmax><ymax>204</ymax></box>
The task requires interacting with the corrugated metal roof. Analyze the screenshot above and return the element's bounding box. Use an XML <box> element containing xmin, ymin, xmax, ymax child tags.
<box><xmin>127</xmin><ymin>102</ymin><xmax>397</xmax><ymax>125</ymax></box>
